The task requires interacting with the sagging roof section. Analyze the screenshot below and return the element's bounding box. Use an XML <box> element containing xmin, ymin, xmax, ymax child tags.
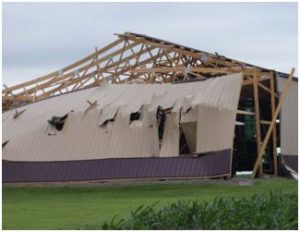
<box><xmin>3</xmin><ymin>73</ymin><xmax>243</xmax><ymax>162</ymax></box>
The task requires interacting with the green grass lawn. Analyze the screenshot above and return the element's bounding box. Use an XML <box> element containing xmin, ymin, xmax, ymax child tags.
<box><xmin>2</xmin><ymin>178</ymin><xmax>297</xmax><ymax>229</ymax></box>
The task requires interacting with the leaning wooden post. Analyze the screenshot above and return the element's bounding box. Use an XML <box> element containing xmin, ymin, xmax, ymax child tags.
<box><xmin>252</xmin><ymin>68</ymin><xmax>295</xmax><ymax>178</ymax></box>
<box><xmin>270</xmin><ymin>71</ymin><xmax>278</xmax><ymax>175</ymax></box>
<box><xmin>253</xmin><ymin>69</ymin><xmax>262</xmax><ymax>176</ymax></box>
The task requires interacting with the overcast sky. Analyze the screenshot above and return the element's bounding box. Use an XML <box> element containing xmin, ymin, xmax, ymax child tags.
<box><xmin>2</xmin><ymin>2</ymin><xmax>298</xmax><ymax>86</ymax></box>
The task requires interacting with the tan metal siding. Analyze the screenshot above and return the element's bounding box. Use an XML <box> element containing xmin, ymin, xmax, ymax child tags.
<box><xmin>3</xmin><ymin>73</ymin><xmax>242</xmax><ymax>162</ymax></box>
<box><xmin>277</xmin><ymin>77</ymin><xmax>298</xmax><ymax>155</ymax></box>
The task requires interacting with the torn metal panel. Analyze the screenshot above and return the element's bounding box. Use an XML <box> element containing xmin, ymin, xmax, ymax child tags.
<box><xmin>3</xmin><ymin>73</ymin><xmax>243</xmax><ymax>163</ymax></box>
<box><xmin>196</xmin><ymin>106</ymin><xmax>237</xmax><ymax>153</ymax></box>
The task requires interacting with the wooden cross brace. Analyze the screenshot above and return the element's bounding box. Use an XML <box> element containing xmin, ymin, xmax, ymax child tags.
<box><xmin>252</xmin><ymin>68</ymin><xmax>295</xmax><ymax>178</ymax></box>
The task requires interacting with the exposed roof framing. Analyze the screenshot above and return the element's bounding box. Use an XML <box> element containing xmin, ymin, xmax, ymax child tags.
<box><xmin>2</xmin><ymin>32</ymin><xmax>290</xmax><ymax>110</ymax></box>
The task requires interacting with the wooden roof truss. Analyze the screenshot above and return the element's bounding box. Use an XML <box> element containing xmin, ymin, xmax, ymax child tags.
<box><xmin>3</xmin><ymin>32</ymin><xmax>285</xmax><ymax>109</ymax></box>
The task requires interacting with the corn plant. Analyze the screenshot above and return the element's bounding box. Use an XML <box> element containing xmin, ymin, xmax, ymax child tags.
<box><xmin>102</xmin><ymin>191</ymin><xmax>298</xmax><ymax>230</ymax></box>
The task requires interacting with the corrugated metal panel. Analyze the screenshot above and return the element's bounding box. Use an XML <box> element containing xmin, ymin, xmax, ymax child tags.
<box><xmin>191</xmin><ymin>73</ymin><xmax>242</xmax><ymax>110</ymax></box>
<box><xmin>277</xmin><ymin>77</ymin><xmax>298</xmax><ymax>156</ymax></box>
<box><xmin>193</xmin><ymin>74</ymin><xmax>242</xmax><ymax>154</ymax></box>
<box><xmin>3</xmin><ymin>149</ymin><xmax>231</xmax><ymax>183</ymax></box>
<box><xmin>196</xmin><ymin>107</ymin><xmax>236</xmax><ymax>153</ymax></box>
<box><xmin>3</xmin><ymin>73</ymin><xmax>242</xmax><ymax>162</ymax></box>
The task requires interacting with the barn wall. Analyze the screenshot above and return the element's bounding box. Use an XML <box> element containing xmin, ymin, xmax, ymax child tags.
<box><xmin>3</xmin><ymin>149</ymin><xmax>231</xmax><ymax>183</ymax></box>
<box><xmin>277</xmin><ymin>75</ymin><xmax>298</xmax><ymax>172</ymax></box>
<box><xmin>3</xmin><ymin>74</ymin><xmax>242</xmax><ymax>162</ymax></box>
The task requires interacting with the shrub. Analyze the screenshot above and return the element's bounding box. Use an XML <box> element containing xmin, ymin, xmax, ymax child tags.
<box><xmin>102</xmin><ymin>192</ymin><xmax>298</xmax><ymax>230</ymax></box>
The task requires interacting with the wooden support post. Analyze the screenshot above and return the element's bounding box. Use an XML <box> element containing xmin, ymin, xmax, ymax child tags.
<box><xmin>253</xmin><ymin>69</ymin><xmax>262</xmax><ymax>176</ymax></box>
<box><xmin>270</xmin><ymin>71</ymin><xmax>278</xmax><ymax>175</ymax></box>
<box><xmin>252</xmin><ymin>68</ymin><xmax>295</xmax><ymax>178</ymax></box>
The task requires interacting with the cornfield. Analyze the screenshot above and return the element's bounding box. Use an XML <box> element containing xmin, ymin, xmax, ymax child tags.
<box><xmin>102</xmin><ymin>191</ymin><xmax>297</xmax><ymax>230</ymax></box>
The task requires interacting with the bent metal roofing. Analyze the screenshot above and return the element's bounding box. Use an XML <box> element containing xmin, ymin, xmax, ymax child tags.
<box><xmin>3</xmin><ymin>73</ymin><xmax>243</xmax><ymax>162</ymax></box>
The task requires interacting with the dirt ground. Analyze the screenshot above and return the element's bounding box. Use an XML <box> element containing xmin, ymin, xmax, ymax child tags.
<box><xmin>2</xmin><ymin>176</ymin><xmax>263</xmax><ymax>187</ymax></box>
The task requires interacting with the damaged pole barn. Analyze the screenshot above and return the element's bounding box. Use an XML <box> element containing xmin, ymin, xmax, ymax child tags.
<box><xmin>2</xmin><ymin>32</ymin><xmax>298</xmax><ymax>183</ymax></box>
